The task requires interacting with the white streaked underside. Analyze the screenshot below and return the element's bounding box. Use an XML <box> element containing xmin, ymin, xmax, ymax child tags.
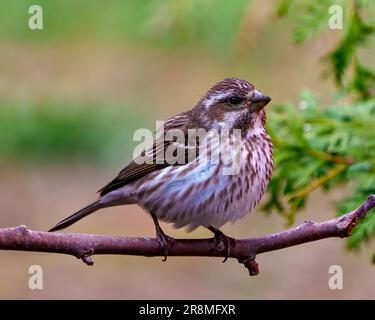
<box><xmin>125</xmin><ymin>128</ymin><xmax>274</xmax><ymax>231</ymax></box>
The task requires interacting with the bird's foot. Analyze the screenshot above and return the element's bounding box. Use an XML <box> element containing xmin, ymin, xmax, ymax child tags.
<box><xmin>151</xmin><ymin>214</ymin><xmax>175</xmax><ymax>262</ymax></box>
<box><xmin>208</xmin><ymin>226</ymin><xmax>236</xmax><ymax>263</ymax></box>
<box><xmin>155</xmin><ymin>225</ymin><xmax>175</xmax><ymax>262</ymax></box>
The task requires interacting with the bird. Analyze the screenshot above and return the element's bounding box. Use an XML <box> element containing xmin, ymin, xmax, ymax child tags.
<box><xmin>49</xmin><ymin>77</ymin><xmax>274</xmax><ymax>261</ymax></box>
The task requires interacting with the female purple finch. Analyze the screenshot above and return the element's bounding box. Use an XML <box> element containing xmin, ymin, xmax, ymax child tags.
<box><xmin>49</xmin><ymin>78</ymin><xmax>273</xmax><ymax>261</ymax></box>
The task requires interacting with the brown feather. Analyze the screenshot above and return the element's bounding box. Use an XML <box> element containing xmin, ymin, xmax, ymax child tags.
<box><xmin>98</xmin><ymin>111</ymin><xmax>201</xmax><ymax>196</ymax></box>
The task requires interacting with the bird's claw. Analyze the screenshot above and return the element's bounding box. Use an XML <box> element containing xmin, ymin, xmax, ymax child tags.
<box><xmin>210</xmin><ymin>228</ymin><xmax>235</xmax><ymax>263</ymax></box>
<box><xmin>155</xmin><ymin>227</ymin><xmax>175</xmax><ymax>262</ymax></box>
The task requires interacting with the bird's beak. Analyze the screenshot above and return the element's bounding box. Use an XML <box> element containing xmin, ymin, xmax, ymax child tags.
<box><xmin>247</xmin><ymin>89</ymin><xmax>271</xmax><ymax>111</ymax></box>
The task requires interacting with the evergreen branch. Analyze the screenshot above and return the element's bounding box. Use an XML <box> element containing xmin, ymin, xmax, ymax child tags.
<box><xmin>286</xmin><ymin>164</ymin><xmax>347</xmax><ymax>201</ymax></box>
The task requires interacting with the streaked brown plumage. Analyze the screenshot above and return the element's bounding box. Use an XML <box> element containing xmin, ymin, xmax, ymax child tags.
<box><xmin>49</xmin><ymin>78</ymin><xmax>273</xmax><ymax>261</ymax></box>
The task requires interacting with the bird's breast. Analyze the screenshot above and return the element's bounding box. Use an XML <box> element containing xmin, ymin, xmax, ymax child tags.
<box><xmin>135</xmin><ymin>128</ymin><xmax>273</xmax><ymax>231</ymax></box>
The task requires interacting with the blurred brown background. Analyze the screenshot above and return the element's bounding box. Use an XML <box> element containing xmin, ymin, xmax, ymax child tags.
<box><xmin>0</xmin><ymin>0</ymin><xmax>374</xmax><ymax>299</ymax></box>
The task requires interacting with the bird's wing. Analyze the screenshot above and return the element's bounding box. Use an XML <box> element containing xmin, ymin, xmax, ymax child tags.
<box><xmin>98</xmin><ymin>112</ymin><xmax>200</xmax><ymax>196</ymax></box>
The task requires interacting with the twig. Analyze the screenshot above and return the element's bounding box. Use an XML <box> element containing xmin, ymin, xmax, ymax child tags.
<box><xmin>306</xmin><ymin>148</ymin><xmax>353</xmax><ymax>165</ymax></box>
<box><xmin>0</xmin><ymin>195</ymin><xmax>374</xmax><ymax>276</ymax></box>
<box><xmin>286</xmin><ymin>164</ymin><xmax>347</xmax><ymax>201</ymax></box>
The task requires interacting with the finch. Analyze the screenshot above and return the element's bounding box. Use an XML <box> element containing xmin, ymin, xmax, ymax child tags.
<box><xmin>49</xmin><ymin>78</ymin><xmax>273</xmax><ymax>261</ymax></box>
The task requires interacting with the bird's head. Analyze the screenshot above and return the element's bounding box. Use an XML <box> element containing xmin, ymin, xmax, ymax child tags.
<box><xmin>196</xmin><ymin>77</ymin><xmax>271</xmax><ymax>132</ymax></box>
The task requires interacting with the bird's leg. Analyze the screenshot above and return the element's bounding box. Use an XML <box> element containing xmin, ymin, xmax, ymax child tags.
<box><xmin>207</xmin><ymin>226</ymin><xmax>236</xmax><ymax>263</ymax></box>
<box><xmin>151</xmin><ymin>214</ymin><xmax>175</xmax><ymax>262</ymax></box>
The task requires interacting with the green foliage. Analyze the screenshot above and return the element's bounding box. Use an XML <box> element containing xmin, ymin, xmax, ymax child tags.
<box><xmin>348</xmin><ymin>58</ymin><xmax>375</xmax><ymax>99</ymax></box>
<box><xmin>277</xmin><ymin>0</ymin><xmax>346</xmax><ymax>42</ymax></box>
<box><xmin>326</xmin><ymin>7</ymin><xmax>374</xmax><ymax>98</ymax></box>
<box><xmin>283</xmin><ymin>0</ymin><xmax>334</xmax><ymax>43</ymax></box>
<box><xmin>0</xmin><ymin>0</ymin><xmax>249</xmax><ymax>56</ymax></box>
<box><xmin>0</xmin><ymin>101</ymin><xmax>147</xmax><ymax>165</ymax></box>
<box><xmin>266</xmin><ymin>93</ymin><xmax>375</xmax><ymax>228</ymax></box>
<box><xmin>279</xmin><ymin>0</ymin><xmax>375</xmax><ymax>99</ymax></box>
<box><xmin>270</xmin><ymin>0</ymin><xmax>375</xmax><ymax>254</ymax></box>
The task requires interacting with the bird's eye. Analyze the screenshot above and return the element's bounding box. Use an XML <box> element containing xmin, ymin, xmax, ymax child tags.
<box><xmin>228</xmin><ymin>97</ymin><xmax>243</xmax><ymax>106</ymax></box>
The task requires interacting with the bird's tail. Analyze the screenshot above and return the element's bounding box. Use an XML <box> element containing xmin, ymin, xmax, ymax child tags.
<box><xmin>48</xmin><ymin>200</ymin><xmax>102</xmax><ymax>232</ymax></box>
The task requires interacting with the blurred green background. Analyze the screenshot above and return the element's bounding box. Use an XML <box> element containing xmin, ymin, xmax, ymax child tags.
<box><xmin>0</xmin><ymin>0</ymin><xmax>374</xmax><ymax>299</ymax></box>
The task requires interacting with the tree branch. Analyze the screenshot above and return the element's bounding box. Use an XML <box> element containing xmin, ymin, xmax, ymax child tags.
<box><xmin>0</xmin><ymin>195</ymin><xmax>374</xmax><ymax>276</ymax></box>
